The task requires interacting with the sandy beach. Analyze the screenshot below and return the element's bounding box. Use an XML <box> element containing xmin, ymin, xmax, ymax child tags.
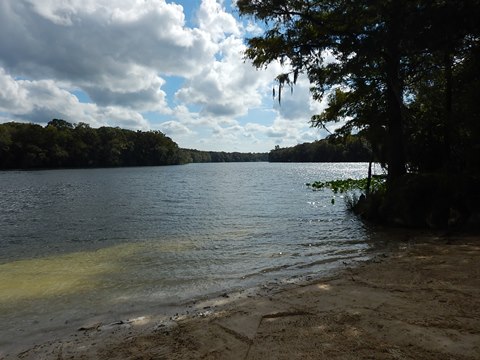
<box><xmin>4</xmin><ymin>233</ymin><xmax>480</xmax><ymax>360</ymax></box>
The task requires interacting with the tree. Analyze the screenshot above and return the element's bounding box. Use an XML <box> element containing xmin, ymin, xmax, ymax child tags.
<box><xmin>238</xmin><ymin>0</ymin><xmax>480</xmax><ymax>184</ymax></box>
<box><xmin>0</xmin><ymin>125</ymin><xmax>13</xmax><ymax>167</ymax></box>
<box><xmin>240</xmin><ymin>1</ymin><xmax>480</xmax><ymax>228</ymax></box>
<box><xmin>0</xmin><ymin>121</ymin><xmax>187</xmax><ymax>169</ymax></box>
<box><xmin>239</xmin><ymin>0</ymin><xmax>410</xmax><ymax>183</ymax></box>
<box><xmin>72</xmin><ymin>122</ymin><xmax>98</xmax><ymax>166</ymax></box>
<box><xmin>402</xmin><ymin>0</ymin><xmax>480</xmax><ymax>174</ymax></box>
<box><xmin>47</xmin><ymin>118</ymin><xmax>74</xmax><ymax>130</ymax></box>
<box><xmin>268</xmin><ymin>136</ymin><xmax>371</xmax><ymax>163</ymax></box>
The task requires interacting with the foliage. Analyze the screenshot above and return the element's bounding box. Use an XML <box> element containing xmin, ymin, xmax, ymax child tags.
<box><xmin>0</xmin><ymin>120</ymin><xmax>184</xmax><ymax>169</ymax></box>
<box><xmin>307</xmin><ymin>175</ymin><xmax>386</xmax><ymax>194</ymax></box>
<box><xmin>181</xmin><ymin>149</ymin><xmax>268</xmax><ymax>163</ymax></box>
<box><xmin>306</xmin><ymin>174</ymin><xmax>387</xmax><ymax>217</ymax></box>
<box><xmin>379</xmin><ymin>174</ymin><xmax>480</xmax><ymax>229</ymax></box>
<box><xmin>240</xmin><ymin>1</ymin><xmax>480</xmax><ymax>229</ymax></box>
<box><xmin>404</xmin><ymin>31</ymin><xmax>480</xmax><ymax>175</ymax></box>
<box><xmin>0</xmin><ymin>120</ymin><xmax>269</xmax><ymax>170</ymax></box>
<box><xmin>239</xmin><ymin>0</ymin><xmax>480</xmax><ymax>184</ymax></box>
<box><xmin>239</xmin><ymin>0</ymin><xmax>408</xmax><ymax>182</ymax></box>
<box><xmin>269</xmin><ymin>135</ymin><xmax>371</xmax><ymax>162</ymax></box>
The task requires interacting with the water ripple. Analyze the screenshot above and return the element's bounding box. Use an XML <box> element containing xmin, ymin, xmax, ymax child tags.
<box><xmin>0</xmin><ymin>163</ymin><xmax>376</xmax><ymax>341</ymax></box>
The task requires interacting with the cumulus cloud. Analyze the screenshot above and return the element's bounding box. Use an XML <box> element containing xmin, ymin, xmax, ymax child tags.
<box><xmin>0</xmin><ymin>68</ymin><xmax>149</xmax><ymax>129</ymax></box>
<box><xmin>0</xmin><ymin>0</ymin><xmax>214</xmax><ymax>111</ymax></box>
<box><xmin>176</xmin><ymin>35</ymin><xmax>278</xmax><ymax>120</ymax></box>
<box><xmin>158</xmin><ymin>120</ymin><xmax>193</xmax><ymax>136</ymax></box>
<box><xmin>196</xmin><ymin>0</ymin><xmax>240</xmax><ymax>41</ymax></box>
<box><xmin>274</xmin><ymin>82</ymin><xmax>314</xmax><ymax>121</ymax></box>
<box><xmin>0</xmin><ymin>0</ymin><xmax>328</xmax><ymax>151</ymax></box>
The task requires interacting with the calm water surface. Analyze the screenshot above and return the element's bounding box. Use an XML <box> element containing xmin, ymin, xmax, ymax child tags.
<box><xmin>0</xmin><ymin>162</ymin><xmax>381</xmax><ymax>350</ymax></box>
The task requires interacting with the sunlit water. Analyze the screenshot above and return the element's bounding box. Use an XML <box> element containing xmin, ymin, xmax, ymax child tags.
<box><xmin>0</xmin><ymin>162</ymin><xmax>382</xmax><ymax>351</ymax></box>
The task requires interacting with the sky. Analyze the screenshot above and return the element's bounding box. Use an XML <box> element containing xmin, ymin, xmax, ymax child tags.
<box><xmin>0</xmin><ymin>0</ymin><xmax>331</xmax><ymax>152</ymax></box>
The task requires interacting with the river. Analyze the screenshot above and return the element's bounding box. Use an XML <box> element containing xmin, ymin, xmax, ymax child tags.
<box><xmin>0</xmin><ymin>162</ymin><xmax>381</xmax><ymax>351</ymax></box>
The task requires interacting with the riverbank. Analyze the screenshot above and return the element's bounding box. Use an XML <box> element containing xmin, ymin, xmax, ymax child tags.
<box><xmin>4</xmin><ymin>234</ymin><xmax>480</xmax><ymax>359</ymax></box>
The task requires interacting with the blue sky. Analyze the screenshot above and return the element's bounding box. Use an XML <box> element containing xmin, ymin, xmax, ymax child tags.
<box><xmin>0</xmin><ymin>0</ymin><xmax>330</xmax><ymax>152</ymax></box>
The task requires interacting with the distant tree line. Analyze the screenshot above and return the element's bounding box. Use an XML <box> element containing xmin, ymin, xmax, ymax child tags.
<box><xmin>0</xmin><ymin>120</ymin><xmax>187</xmax><ymax>169</ymax></box>
<box><xmin>0</xmin><ymin>120</ymin><xmax>268</xmax><ymax>169</ymax></box>
<box><xmin>268</xmin><ymin>136</ymin><xmax>372</xmax><ymax>162</ymax></box>
<box><xmin>182</xmin><ymin>149</ymin><xmax>268</xmax><ymax>163</ymax></box>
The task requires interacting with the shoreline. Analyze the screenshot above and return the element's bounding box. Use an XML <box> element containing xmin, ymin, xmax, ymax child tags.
<box><xmin>3</xmin><ymin>233</ymin><xmax>480</xmax><ymax>359</ymax></box>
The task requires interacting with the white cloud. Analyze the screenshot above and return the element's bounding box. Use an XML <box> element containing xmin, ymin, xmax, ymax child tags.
<box><xmin>176</xmin><ymin>35</ymin><xmax>278</xmax><ymax>122</ymax></box>
<box><xmin>0</xmin><ymin>68</ymin><xmax>149</xmax><ymax>129</ymax></box>
<box><xmin>269</xmin><ymin>73</ymin><xmax>326</xmax><ymax>121</ymax></box>
<box><xmin>244</xmin><ymin>20</ymin><xmax>263</xmax><ymax>36</ymax></box>
<box><xmin>0</xmin><ymin>0</ymin><xmax>215</xmax><ymax>110</ymax></box>
<box><xmin>158</xmin><ymin>120</ymin><xmax>193</xmax><ymax>136</ymax></box>
<box><xmin>0</xmin><ymin>0</ymin><xmax>329</xmax><ymax>151</ymax></box>
<box><xmin>196</xmin><ymin>0</ymin><xmax>240</xmax><ymax>41</ymax></box>
<box><xmin>0</xmin><ymin>69</ymin><xmax>28</xmax><ymax>111</ymax></box>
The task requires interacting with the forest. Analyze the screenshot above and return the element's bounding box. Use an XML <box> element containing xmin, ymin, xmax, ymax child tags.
<box><xmin>239</xmin><ymin>0</ymin><xmax>480</xmax><ymax>229</ymax></box>
<box><xmin>0</xmin><ymin>120</ymin><xmax>268</xmax><ymax>169</ymax></box>
<box><xmin>182</xmin><ymin>148</ymin><xmax>268</xmax><ymax>163</ymax></box>
<box><xmin>0</xmin><ymin>120</ymin><xmax>187</xmax><ymax>169</ymax></box>
<box><xmin>268</xmin><ymin>135</ymin><xmax>371</xmax><ymax>162</ymax></box>
<box><xmin>0</xmin><ymin>119</ymin><xmax>372</xmax><ymax>169</ymax></box>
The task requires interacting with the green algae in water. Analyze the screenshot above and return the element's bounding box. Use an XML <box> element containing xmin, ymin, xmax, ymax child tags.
<box><xmin>0</xmin><ymin>239</ymin><xmax>196</xmax><ymax>305</ymax></box>
<box><xmin>0</xmin><ymin>243</ymin><xmax>139</xmax><ymax>303</ymax></box>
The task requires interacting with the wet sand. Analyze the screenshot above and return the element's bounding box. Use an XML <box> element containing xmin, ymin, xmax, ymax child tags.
<box><xmin>3</xmin><ymin>234</ymin><xmax>480</xmax><ymax>359</ymax></box>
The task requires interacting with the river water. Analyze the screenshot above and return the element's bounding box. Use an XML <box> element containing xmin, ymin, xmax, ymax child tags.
<box><xmin>0</xmin><ymin>162</ymin><xmax>381</xmax><ymax>351</ymax></box>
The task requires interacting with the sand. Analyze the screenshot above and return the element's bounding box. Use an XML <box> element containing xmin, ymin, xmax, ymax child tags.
<box><xmin>3</xmin><ymin>234</ymin><xmax>480</xmax><ymax>359</ymax></box>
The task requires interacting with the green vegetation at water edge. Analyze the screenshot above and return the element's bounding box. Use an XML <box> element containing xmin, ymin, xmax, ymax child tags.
<box><xmin>307</xmin><ymin>176</ymin><xmax>386</xmax><ymax>194</ymax></box>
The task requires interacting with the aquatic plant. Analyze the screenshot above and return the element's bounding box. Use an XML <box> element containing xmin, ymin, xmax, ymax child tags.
<box><xmin>306</xmin><ymin>175</ymin><xmax>386</xmax><ymax>195</ymax></box>
<box><xmin>306</xmin><ymin>175</ymin><xmax>387</xmax><ymax>214</ymax></box>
